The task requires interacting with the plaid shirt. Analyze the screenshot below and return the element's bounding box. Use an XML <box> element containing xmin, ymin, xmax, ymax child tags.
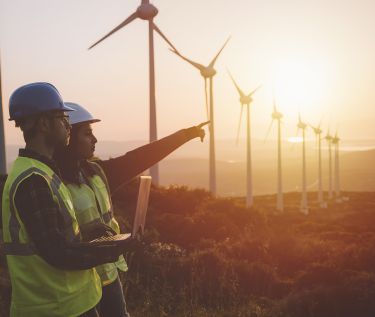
<box><xmin>14</xmin><ymin>149</ymin><xmax>120</xmax><ymax>270</ymax></box>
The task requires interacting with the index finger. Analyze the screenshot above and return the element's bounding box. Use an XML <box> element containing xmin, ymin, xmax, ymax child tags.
<box><xmin>197</xmin><ymin>121</ymin><xmax>210</xmax><ymax>128</ymax></box>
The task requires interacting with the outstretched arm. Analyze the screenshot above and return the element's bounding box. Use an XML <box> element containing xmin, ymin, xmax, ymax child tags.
<box><xmin>97</xmin><ymin>122</ymin><xmax>209</xmax><ymax>193</ymax></box>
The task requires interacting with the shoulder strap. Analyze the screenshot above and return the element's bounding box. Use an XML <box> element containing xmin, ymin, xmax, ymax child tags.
<box><xmin>87</xmin><ymin>161</ymin><xmax>111</xmax><ymax>197</ymax></box>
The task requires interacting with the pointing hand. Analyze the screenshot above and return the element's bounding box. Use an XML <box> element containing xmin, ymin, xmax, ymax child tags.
<box><xmin>196</xmin><ymin>121</ymin><xmax>210</xmax><ymax>142</ymax></box>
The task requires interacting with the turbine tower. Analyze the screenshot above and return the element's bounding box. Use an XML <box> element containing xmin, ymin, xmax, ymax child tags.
<box><xmin>264</xmin><ymin>96</ymin><xmax>284</xmax><ymax>211</ymax></box>
<box><xmin>0</xmin><ymin>56</ymin><xmax>6</xmax><ymax>175</ymax></box>
<box><xmin>88</xmin><ymin>0</ymin><xmax>177</xmax><ymax>185</ymax></box>
<box><xmin>310</xmin><ymin>123</ymin><xmax>327</xmax><ymax>208</ymax></box>
<box><xmin>325</xmin><ymin>131</ymin><xmax>334</xmax><ymax>200</ymax></box>
<box><xmin>332</xmin><ymin>132</ymin><xmax>342</xmax><ymax>202</ymax></box>
<box><xmin>297</xmin><ymin>114</ymin><xmax>309</xmax><ymax>214</ymax></box>
<box><xmin>228</xmin><ymin>70</ymin><xmax>260</xmax><ymax>208</ymax></box>
<box><xmin>170</xmin><ymin>37</ymin><xmax>230</xmax><ymax>195</ymax></box>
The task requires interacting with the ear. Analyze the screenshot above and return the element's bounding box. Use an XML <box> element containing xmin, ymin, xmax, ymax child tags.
<box><xmin>36</xmin><ymin>116</ymin><xmax>51</xmax><ymax>134</ymax></box>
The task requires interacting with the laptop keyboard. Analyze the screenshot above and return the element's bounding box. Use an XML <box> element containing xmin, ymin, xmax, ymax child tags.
<box><xmin>90</xmin><ymin>233</ymin><xmax>131</xmax><ymax>243</ymax></box>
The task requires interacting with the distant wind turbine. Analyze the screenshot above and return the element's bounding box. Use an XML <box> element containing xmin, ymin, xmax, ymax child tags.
<box><xmin>325</xmin><ymin>131</ymin><xmax>334</xmax><ymax>200</ymax></box>
<box><xmin>310</xmin><ymin>122</ymin><xmax>327</xmax><ymax>208</ymax></box>
<box><xmin>228</xmin><ymin>70</ymin><xmax>261</xmax><ymax>208</ymax></box>
<box><xmin>170</xmin><ymin>37</ymin><xmax>231</xmax><ymax>195</ymax></box>
<box><xmin>297</xmin><ymin>114</ymin><xmax>309</xmax><ymax>214</ymax></box>
<box><xmin>332</xmin><ymin>132</ymin><xmax>342</xmax><ymax>203</ymax></box>
<box><xmin>264</xmin><ymin>96</ymin><xmax>283</xmax><ymax>211</ymax></box>
<box><xmin>88</xmin><ymin>0</ymin><xmax>178</xmax><ymax>185</ymax></box>
<box><xmin>0</xmin><ymin>56</ymin><xmax>6</xmax><ymax>175</ymax></box>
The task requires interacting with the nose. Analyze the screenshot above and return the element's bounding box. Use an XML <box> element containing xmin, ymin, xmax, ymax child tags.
<box><xmin>93</xmin><ymin>134</ymin><xmax>97</xmax><ymax>144</ymax></box>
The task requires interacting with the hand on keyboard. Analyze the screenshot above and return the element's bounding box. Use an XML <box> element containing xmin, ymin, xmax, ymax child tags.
<box><xmin>82</xmin><ymin>223</ymin><xmax>117</xmax><ymax>241</ymax></box>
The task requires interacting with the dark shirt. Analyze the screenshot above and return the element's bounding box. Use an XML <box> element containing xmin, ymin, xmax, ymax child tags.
<box><xmin>14</xmin><ymin>149</ymin><xmax>121</xmax><ymax>270</ymax></box>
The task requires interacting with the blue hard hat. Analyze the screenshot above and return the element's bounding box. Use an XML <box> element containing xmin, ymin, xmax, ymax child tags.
<box><xmin>9</xmin><ymin>82</ymin><xmax>75</xmax><ymax>121</ymax></box>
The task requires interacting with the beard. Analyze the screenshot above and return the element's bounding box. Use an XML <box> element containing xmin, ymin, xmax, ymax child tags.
<box><xmin>46</xmin><ymin>126</ymin><xmax>69</xmax><ymax>150</ymax></box>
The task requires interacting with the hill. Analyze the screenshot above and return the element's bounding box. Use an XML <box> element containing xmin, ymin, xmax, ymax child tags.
<box><xmin>118</xmin><ymin>185</ymin><xmax>375</xmax><ymax>316</ymax></box>
<box><xmin>1</xmin><ymin>179</ymin><xmax>375</xmax><ymax>316</ymax></box>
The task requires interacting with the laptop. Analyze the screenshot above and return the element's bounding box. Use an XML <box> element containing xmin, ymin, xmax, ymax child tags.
<box><xmin>88</xmin><ymin>176</ymin><xmax>152</xmax><ymax>246</ymax></box>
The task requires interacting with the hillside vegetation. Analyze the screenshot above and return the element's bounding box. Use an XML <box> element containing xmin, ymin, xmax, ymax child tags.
<box><xmin>1</xmin><ymin>180</ymin><xmax>375</xmax><ymax>316</ymax></box>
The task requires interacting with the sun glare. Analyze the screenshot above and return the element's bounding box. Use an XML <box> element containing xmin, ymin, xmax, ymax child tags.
<box><xmin>287</xmin><ymin>136</ymin><xmax>303</xmax><ymax>143</ymax></box>
<box><xmin>271</xmin><ymin>58</ymin><xmax>330</xmax><ymax>116</ymax></box>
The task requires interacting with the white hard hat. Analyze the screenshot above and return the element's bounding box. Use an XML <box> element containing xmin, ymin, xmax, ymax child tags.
<box><xmin>65</xmin><ymin>102</ymin><xmax>101</xmax><ymax>125</ymax></box>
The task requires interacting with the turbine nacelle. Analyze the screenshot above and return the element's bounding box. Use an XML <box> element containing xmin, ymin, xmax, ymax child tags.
<box><xmin>311</xmin><ymin>126</ymin><xmax>322</xmax><ymax>135</ymax></box>
<box><xmin>297</xmin><ymin>114</ymin><xmax>307</xmax><ymax>130</ymax></box>
<box><xmin>137</xmin><ymin>2</ymin><xmax>158</xmax><ymax>20</ymax></box>
<box><xmin>201</xmin><ymin>67</ymin><xmax>217</xmax><ymax>78</ymax></box>
<box><xmin>272</xmin><ymin>111</ymin><xmax>283</xmax><ymax>120</ymax></box>
<box><xmin>332</xmin><ymin>135</ymin><xmax>340</xmax><ymax>144</ymax></box>
<box><xmin>240</xmin><ymin>95</ymin><xmax>253</xmax><ymax>105</ymax></box>
<box><xmin>298</xmin><ymin>121</ymin><xmax>307</xmax><ymax>130</ymax></box>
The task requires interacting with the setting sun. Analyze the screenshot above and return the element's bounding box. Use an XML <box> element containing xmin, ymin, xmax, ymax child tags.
<box><xmin>271</xmin><ymin>57</ymin><xmax>332</xmax><ymax>117</ymax></box>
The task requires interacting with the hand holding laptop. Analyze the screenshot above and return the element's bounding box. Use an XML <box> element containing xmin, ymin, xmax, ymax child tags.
<box><xmin>86</xmin><ymin>176</ymin><xmax>152</xmax><ymax>254</ymax></box>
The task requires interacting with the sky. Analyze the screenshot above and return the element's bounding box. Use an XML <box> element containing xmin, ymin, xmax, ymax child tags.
<box><xmin>1</xmin><ymin>0</ymin><xmax>375</xmax><ymax>145</ymax></box>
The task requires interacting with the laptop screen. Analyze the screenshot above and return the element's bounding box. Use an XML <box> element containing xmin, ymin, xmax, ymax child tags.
<box><xmin>132</xmin><ymin>176</ymin><xmax>152</xmax><ymax>237</ymax></box>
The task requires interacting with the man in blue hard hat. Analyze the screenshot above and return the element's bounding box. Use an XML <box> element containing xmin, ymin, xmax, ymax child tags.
<box><xmin>1</xmin><ymin>82</ymin><xmax>129</xmax><ymax>317</ymax></box>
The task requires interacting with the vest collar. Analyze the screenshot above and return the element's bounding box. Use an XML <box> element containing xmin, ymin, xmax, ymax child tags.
<box><xmin>19</xmin><ymin>148</ymin><xmax>60</xmax><ymax>175</ymax></box>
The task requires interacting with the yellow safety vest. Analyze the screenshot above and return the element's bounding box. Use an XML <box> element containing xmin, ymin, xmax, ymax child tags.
<box><xmin>1</xmin><ymin>157</ymin><xmax>102</xmax><ymax>317</ymax></box>
<box><xmin>67</xmin><ymin>161</ymin><xmax>127</xmax><ymax>286</ymax></box>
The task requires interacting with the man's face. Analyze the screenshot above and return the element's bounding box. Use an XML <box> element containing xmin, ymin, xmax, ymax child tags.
<box><xmin>45</xmin><ymin>111</ymin><xmax>71</xmax><ymax>148</ymax></box>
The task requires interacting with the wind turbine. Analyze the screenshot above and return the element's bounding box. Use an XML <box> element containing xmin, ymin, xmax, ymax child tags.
<box><xmin>0</xmin><ymin>56</ymin><xmax>6</xmax><ymax>175</ymax></box>
<box><xmin>170</xmin><ymin>37</ymin><xmax>231</xmax><ymax>195</ymax></box>
<box><xmin>264</xmin><ymin>96</ymin><xmax>284</xmax><ymax>211</ymax></box>
<box><xmin>227</xmin><ymin>70</ymin><xmax>261</xmax><ymax>208</ymax></box>
<box><xmin>297</xmin><ymin>114</ymin><xmax>309</xmax><ymax>214</ymax></box>
<box><xmin>332</xmin><ymin>132</ymin><xmax>342</xmax><ymax>202</ymax></box>
<box><xmin>325</xmin><ymin>131</ymin><xmax>334</xmax><ymax>200</ymax></box>
<box><xmin>88</xmin><ymin>0</ymin><xmax>178</xmax><ymax>185</ymax></box>
<box><xmin>310</xmin><ymin>122</ymin><xmax>327</xmax><ymax>208</ymax></box>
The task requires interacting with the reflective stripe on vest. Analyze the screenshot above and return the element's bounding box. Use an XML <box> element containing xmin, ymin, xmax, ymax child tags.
<box><xmin>2</xmin><ymin>157</ymin><xmax>102</xmax><ymax>316</ymax></box>
<box><xmin>67</xmin><ymin>161</ymin><xmax>128</xmax><ymax>286</ymax></box>
<box><xmin>5</xmin><ymin>167</ymin><xmax>78</xmax><ymax>255</ymax></box>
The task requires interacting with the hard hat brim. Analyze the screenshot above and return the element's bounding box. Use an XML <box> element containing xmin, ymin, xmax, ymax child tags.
<box><xmin>62</xmin><ymin>104</ymin><xmax>76</xmax><ymax>112</ymax></box>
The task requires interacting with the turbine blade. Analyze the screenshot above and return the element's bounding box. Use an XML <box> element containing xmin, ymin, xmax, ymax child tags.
<box><xmin>263</xmin><ymin>120</ymin><xmax>274</xmax><ymax>143</ymax></box>
<box><xmin>208</xmin><ymin>36</ymin><xmax>231</xmax><ymax>68</ymax></box>
<box><xmin>236</xmin><ymin>104</ymin><xmax>244</xmax><ymax>145</ymax></box>
<box><xmin>169</xmin><ymin>48</ymin><xmax>206</xmax><ymax>72</ymax></box>
<box><xmin>326</xmin><ymin>126</ymin><xmax>331</xmax><ymax>140</ymax></box>
<box><xmin>152</xmin><ymin>22</ymin><xmax>179</xmax><ymax>52</ymax></box>
<box><xmin>227</xmin><ymin>69</ymin><xmax>246</xmax><ymax>98</ymax></box>
<box><xmin>204</xmin><ymin>78</ymin><xmax>209</xmax><ymax>120</ymax></box>
<box><xmin>273</xmin><ymin>94</ymin><xmax>277</xmax><ymax>112</ymax></box>
<box><xmin>88</xmin><ymin>12</ymin><xmax>138</xmax><ymax>49</ymax></box>
<box><xmin>249</xmin><ymin>84</ymin><xmax>262</xmax><ymax>96</ymax></box>
<box><xmin>318</xmin><ymin>115</ymin><xmax>324</xmax><ymax>129</ymax></box>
